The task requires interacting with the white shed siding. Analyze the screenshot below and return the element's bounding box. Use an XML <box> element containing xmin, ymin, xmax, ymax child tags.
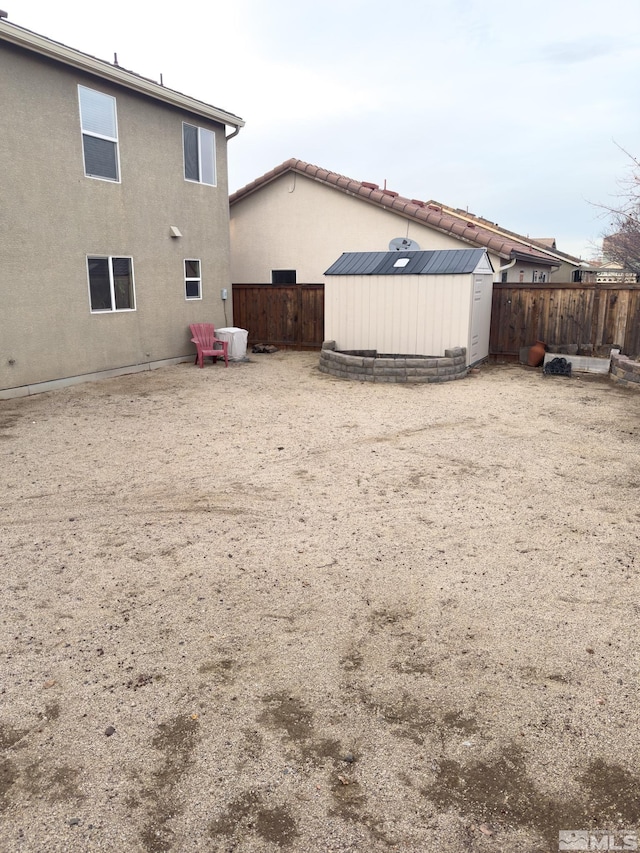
<box><xmin>326</xmin><ymin>274</ymin><xmax>471</xmax><ymax>355</ymax></box>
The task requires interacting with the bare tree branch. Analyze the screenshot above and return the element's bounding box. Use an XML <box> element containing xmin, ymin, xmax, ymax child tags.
<box><xmin>592</xmin><ymin>144</ymin><xmax>640</xmax><ymax>273</ymax></box>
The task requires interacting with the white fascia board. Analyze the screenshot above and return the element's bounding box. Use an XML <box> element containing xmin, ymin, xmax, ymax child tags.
<box><xmin>0</xmin><ymin>22</ymin><xmax>245</xmax><ymax>130</ymax></box>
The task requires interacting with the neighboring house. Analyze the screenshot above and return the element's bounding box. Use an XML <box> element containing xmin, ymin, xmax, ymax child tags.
<box><xmin>229</xmin><ymin>159</ymin><xmax>582</xmax><ymax>287</ymax></box>
<box><xmin>0</xmin><ymin>19</ymin><xmax>244</xmax><ymax>398</ymax></box>
<box><xmin>576</xmin><ymin>235</ymin><xmax>640</xmax><ymax>283</ymax></box>
<box><xmin>601</xmin><ymin>232</ymin><xmax>640</xmax><ymax>279</ymax></box>
<box><xmin>578</xmin><ymin>261</ymin><xmax>639</xmax><ymax>284</ymax></box>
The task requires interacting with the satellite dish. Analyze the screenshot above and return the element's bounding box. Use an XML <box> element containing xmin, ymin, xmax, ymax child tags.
<box><xmin>389</xmin><ymin>237</ymin><xmax>421</xmax><ymax>252</ymax></box>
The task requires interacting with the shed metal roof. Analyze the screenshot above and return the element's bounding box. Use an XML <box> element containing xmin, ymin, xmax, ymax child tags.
<box><xmin>325</xmin><ymin>248</ymin><xmax>491</xmax><ymax>276</ymax></box>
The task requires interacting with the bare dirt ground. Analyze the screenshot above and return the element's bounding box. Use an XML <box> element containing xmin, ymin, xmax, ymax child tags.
<box><xmin>1</xmin><ymin>352</ymin><xmax>640</xmax><ymax>853</ymax></box>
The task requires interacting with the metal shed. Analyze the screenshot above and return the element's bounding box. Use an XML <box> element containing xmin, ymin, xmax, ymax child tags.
<box><xmin>324</xmin><ymin>248</ymin><xmax>494</xmax><ymax>365</ymax></box>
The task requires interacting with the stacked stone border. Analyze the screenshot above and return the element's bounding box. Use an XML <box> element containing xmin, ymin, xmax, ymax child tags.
<box><xmin>610</xmin><ymin>353</ymin><xmax>640</xmax><ymax>389</ymax></box>
<box><xmin>319</xmin><ymin>342</ymin><xmax>468</xmax><ymax>383</ymax></box>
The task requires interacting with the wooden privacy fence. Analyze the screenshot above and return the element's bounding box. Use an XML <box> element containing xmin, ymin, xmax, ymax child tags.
<box><xmin>232</xmin><ymin>283</ymin><xmax>324</xmax><ymax>350</ymax></box>
<box><xmin>232</xmin><ymin>280</ymin><xmax>640</xmax><ymax>357</ymax></box>
<box><xmin>490</xmin><ymin>282</ymin><xmax>640</xmax><ymax>359</ymax></box>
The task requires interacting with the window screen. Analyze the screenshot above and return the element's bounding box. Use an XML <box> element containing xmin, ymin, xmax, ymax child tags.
<box><xmin>82</xmin><ymin>136</ymin><xmax>118</xmax><ymax>181</ymax></box>
<box><xmin>183</xmin><ymin>123</ymin><xmax>216</xmax><ymax>186</ymax></box>
<box><xmin>183</xmin><ymin>123</ymin><xmax>199</xmax><ymax>182</ymax></box>
<box><xmin>185</xmin><ymin>259</ymin><xmax>202</xmax><ymax>299</ymax></box>
<box><xmin>78</xmin><ymin>86</ymin><xmax>119</xmax><ymax>181</ymax></box>
<box><xmin>88</xmin><ymin>256</ymin><xmax>134</xmax><ymax>312</ymax></box>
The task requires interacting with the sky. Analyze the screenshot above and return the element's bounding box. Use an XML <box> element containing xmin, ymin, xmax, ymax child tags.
<box><xmin>8</xmin><ymin>0</ymin><xmax>640</xmax><ymax>259</ymax></box>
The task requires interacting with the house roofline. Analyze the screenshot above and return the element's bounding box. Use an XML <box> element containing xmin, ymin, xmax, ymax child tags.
<box><xmin>427</xmin><ymin>200</ymin><xmax>581</xmax><ymax>266</ymax></box>
<box><xmin>230</xmin><ymin>159</ymin><xmax>579</xmax><ymax>266</ymax></box>
<box><xmin>0</xmin><ymin>20</ymin><xmax>245</xmax><ymax>130</ymax></box>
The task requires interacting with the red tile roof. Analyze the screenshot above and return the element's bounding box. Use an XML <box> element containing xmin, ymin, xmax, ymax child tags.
<box><xmin>229</xmin><ymin>158</ymin><xmax>581</xmax><ymax>266</ymax></box>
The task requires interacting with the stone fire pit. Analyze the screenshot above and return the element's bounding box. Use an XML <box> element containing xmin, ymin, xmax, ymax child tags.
<box><xmin>319</xmin><ymin>341</ymin><xmax>468</xmax><ymax>383</ymax></box>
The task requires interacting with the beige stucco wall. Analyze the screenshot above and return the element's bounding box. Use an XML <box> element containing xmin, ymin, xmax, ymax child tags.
<box><xmin>1</xmin><ymin>42</ymin><xmax>233</xmax><ymax>393</ymax></box>
<box><xmin>230</xmin><ymin>173</ymin><xmax>573</xmax><ymax>287</ymax></box>
<box><xmin>550</xmin><ymin>260</ymin><xmax>580</xmax><ymax>282</ymax></box>
<box><xmin>230</xmin><ymin>174</ymin><xmax>506</xmax><ymax>283</ymax></box>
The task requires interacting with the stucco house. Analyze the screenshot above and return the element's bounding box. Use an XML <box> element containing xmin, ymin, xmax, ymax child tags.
<box><xmin>229</xmin><ymin>159</ymin><xmax>582</xmax><ymax>287</ymax></box>
<box><xmin>0</xmin><ymin>19</ymin><xmax>244</xmax><ymax>399</ymax></box>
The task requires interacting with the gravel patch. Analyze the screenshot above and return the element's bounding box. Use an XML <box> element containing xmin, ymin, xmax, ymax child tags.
<box><xmin>1</xmin><ymin>352</ymin><xmax>639</xmax><ymax>852</ymax></box>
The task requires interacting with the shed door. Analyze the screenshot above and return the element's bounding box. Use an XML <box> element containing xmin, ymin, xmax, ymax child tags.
<box><xmin>469</xmin><ymin>274</ymin><xmax>493</xmax><ymax>364</ymax></box>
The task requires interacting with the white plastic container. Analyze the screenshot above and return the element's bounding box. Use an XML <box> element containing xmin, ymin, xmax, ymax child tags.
<box><xmin>215</xmin><ymin>327</ymin><xmax>248</xmax><ymax>361</ymax></box>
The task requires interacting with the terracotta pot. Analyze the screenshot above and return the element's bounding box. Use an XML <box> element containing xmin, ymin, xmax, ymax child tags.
<box><xmin>527</xmin><ymin>340</ymin><xmax>546</xmax><ymax>367</ymax></box>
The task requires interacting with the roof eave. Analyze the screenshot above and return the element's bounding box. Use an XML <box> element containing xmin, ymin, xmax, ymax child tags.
<box><xmin>230</xmin><ymin>159</ymin><xmax>576</xmax><ymax>267</ymax></box>
<box><xmin>231</xmin><ymin>162</ymin><xmax>513</xmax><ymax>259</ymax></box>
<box><xmin>0</xmin><ymin>22</ymin><xmax>245</xmax><ymax>129</ymax></box>
<box><xmin>428</xmin><ymin>200</ymin><xmax>582</xmax><ymax>265</ymax></box>
<box><xmin>229</xmin><ymin>159</ymin><xmax>298</xmax><ymax>204</ymax></box>
<box><xmin>510</xmin><ymin>250</ymin><xmax>558</xmax><ymax>267</ymax></box>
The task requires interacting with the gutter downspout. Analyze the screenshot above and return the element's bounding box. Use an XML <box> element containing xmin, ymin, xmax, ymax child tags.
<box><xmin>496</xmin><ymin>258</ymin><xmax>517</xmax><ymax>281</ymax></box>
<box><xmin>226</xmin><ymin>125</ymin><xmax>241</xmax><ymax>141</ymax></box>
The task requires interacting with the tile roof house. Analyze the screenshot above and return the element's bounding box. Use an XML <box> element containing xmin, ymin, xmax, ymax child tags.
<box><xmin>229</xmin><ymin>158</ymin><xmax>582</xmax><ymax>286</ymax></box>
<box><xmin>0</xmin><ymin>19</ymin><xmax>243</xmax><ymax>398</ymax></box>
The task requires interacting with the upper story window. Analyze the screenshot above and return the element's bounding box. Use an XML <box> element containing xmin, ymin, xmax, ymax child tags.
<box><xmin>87</xmin><ymin>256</ymin><xmax>135</xmax><ymax>312</ymax></box>
<box><xmin>183</xmin><ymin>123</ymin><xmax>216</xmax><ymax>186</ymax></box>
<box><xmin>78</xmin><ymin>86</ymin><xmax>120</xmax><ymax>182</ymax></box>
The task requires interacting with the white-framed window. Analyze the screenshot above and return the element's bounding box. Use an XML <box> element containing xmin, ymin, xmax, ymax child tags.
<box><xmin>185</xmin><ymin>259</ymin><xmax>202</xmax><ymax>300</ymax></box>
<box><xmin>87</xmin><ymin>256</ymin><xmax>135</xmax><ymax>312</ymax></box>
<box><xmin>78</xmin><ymin>86</ymin><xmax>120</xmax><ymax>182</ymax></box>
<box><xmin>182</xmin><ymin>123</ymin><xmax>216</xmax><ymax>186</ymax></box>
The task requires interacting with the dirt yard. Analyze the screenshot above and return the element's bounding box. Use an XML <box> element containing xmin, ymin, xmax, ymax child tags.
<box><xmin>1</xmin><ymin>352</ymin><xmax>639</xmax><ymax>853</ymax></box>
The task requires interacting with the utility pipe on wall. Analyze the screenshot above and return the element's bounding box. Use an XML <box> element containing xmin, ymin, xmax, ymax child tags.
<box><xmin>495</xmin><ymin>258</ymin><xmax>517</xmax><ymax>281</ymax></box>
